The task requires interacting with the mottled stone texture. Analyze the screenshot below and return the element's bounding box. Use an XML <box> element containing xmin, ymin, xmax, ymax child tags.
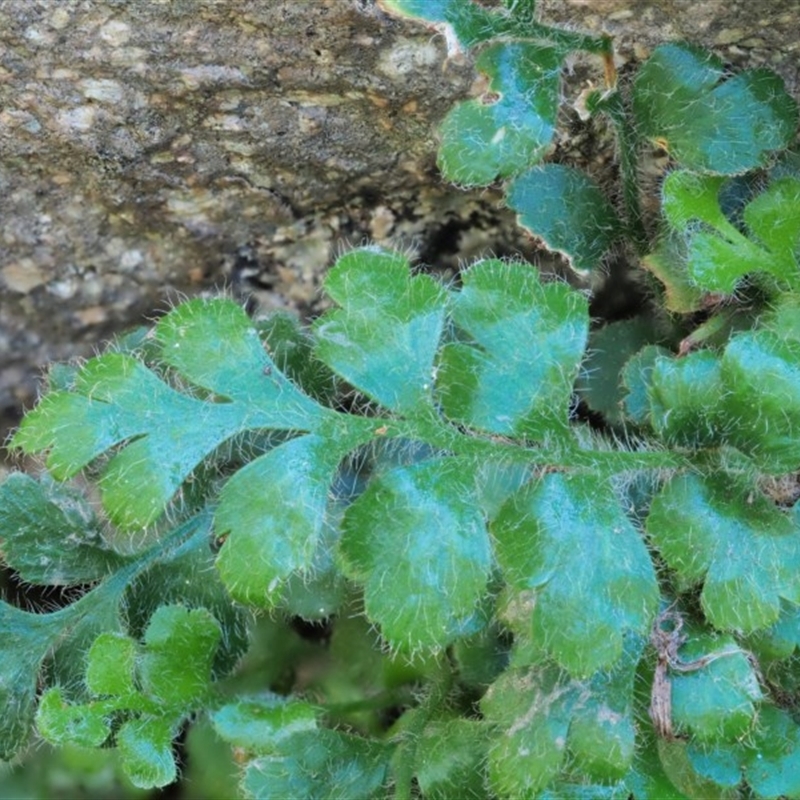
<box><xmin>1</xmin><ymin>0</ymin><xmax>797</xmax><ymax>428</ymax></box>
<box><xmin>0</xmin><ymin>0</ymin><xmax>469</xmax><ymax>420</ymax></box>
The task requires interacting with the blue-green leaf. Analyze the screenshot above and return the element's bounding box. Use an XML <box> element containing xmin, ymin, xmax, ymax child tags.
<box><xmin>0</xmin><ymin>609</ymin><xmax>74</xmax><ymax>757</ymax></box>
<box><xmin>211</xmin><ymin>695</ymin><xmax>318</xmax><ymax>753</ymax></box>
<box><xmin>117</xmin><ymin>716</ymin><xmax>177</xmax><ymax>790</ymax></box>
<box><xmin>215</xmin><ymin>434</ymin><xmax>343</xmax><ymax>607</ymax></box>
<box><xmin>11</xmin><ymin>299</ymin><xmax>328</xmax><ymax>529</ymax></box>
<box><xmin>437</xmin><ymin>259</ymin><xmax>588</xmax><ymax>437</ymax></box>
<box><xmin>676</xmin><ymin>706</ymin><xmax>800</xmax><ymax>799</ymax></box>
<box><xmin>0</xmin><ymin>513</ymin><xmax>219</xmax><ymax>759</ymax></box>
<box><xmin>492</xmin><ymin>474</ymin><xmax>658</xmax><ymax>676</ymax></box>
<box><xmin>378</xmin><ymin>0</ymin><xmax>455</xmax><ymax>22</ymax></box>
<box><xmin>647</xmin><ymin>474</ymin><xmax>800</xmax><ymax>632</ymax></box>
<box><xmin>0</xmin><ymin>472</ymin><xmax>126</xmax><ymax>584</ymax></box>
<box><xmin>314</xmin><ymin>248</ymin><xmax>446</xmax><ymax>415</ymax></box>
<box><xmin>721</xmin><ymin>328</ymin><xmax>800</xmax><ymax>472</ymax></box>
<box><xmin>745</xmin><ymin>599</ymin><xmax>800</xmax><ymax>662</ymax></box>
<box><xmin>156</xmin><ymin>298</ymin><xmax>319</xmax><ymax>415</ymax></box>
<box><xmin>669</xmin><ymin>629</ymin><xmax>762</xmax><ymax>742</ymax></box>
<box><xmin>658</xmin><ymin>739</ymin><xmax>740</xmax><ymax>799</ymax></box>
<box><xmin>35</xmin><ymin>689</ymin><xmax>112</xmax><ymax>749</ymax></box>
<box><xmin>139</xmin><ymin>605</ymin><xmax>221</xmax><ymax>707</ymax></box>
<box><xmin>339</xmin><ymin>458</ymin><xmax>492</xmax><ymax>651</ymax></box>
<box><xmin>240</xmin><ymin>729</ymin><xmax>390</xmax><ymax>800</ymax></box>
<box><xmin>507</xmin><ymin>165</ymin><xmax>623</xmax><ymax>273</ymax></box>
<box><xmin>0</xmin><ymin>572</ymin><xmax>129</xmax><ymax>757</ymax></box>
<box><xmin>576</xmin><ymin>317</ymin><xmax>662</xmax><ymax>426</ymax></box>
<box><xmin>86</xmin><ymin>632</ymin><xmax>138</xmax><ymax>696</ymax></box>
<box><xmin>482</xmin><ymin>634</ymin><xmax>643</xmax><ymax>796</ymax></box>
<box><xmin>661</xmin><ymin>171</ymin><xmax>798</xmax><ymax>293</ymax></box>
<box><xmin>633</xmin><ymin>42</ymin><xmax>797</xmax><ymax>174</ymax></box>
<box><xmin>648</xmin><ymin>349</ymin><xmax>726</xmax><ymax>446</ymax></box>
<box><xmin>621</xmin><ymin>344</ymin><xmax>672</xmax><ymax>426</ymax></box>
<box><xmin>742</xmin><ymin>706</ymin><xmax>800</xmax><ymax>799</ymax></box>
<box><xmin>416</xmin><ymin>717</ymin><xmax>489</xmax><ymax>800</ymax></box>
<box><xmin>437</xmin><ymin>42</ymin><xmax>562</xmax><ymax>185</ymax></box>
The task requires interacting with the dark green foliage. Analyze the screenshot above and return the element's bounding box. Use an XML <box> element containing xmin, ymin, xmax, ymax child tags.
<box><xmin>3</xmin><ymin>1</ymin><xmax>800</xmax><ymax>797</ymax></box>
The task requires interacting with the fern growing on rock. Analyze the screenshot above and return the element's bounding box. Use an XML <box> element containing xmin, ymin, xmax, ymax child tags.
<box><xmin>3</xmin><ymin>1</ymin><xmax>800</xmax><ymax>797</ymax></box>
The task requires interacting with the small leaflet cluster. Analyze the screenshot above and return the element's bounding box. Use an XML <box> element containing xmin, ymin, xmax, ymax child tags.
<box><xmin>2</xmin><ymin>0</ymin><xmax>800</xmax><ymax>797</ymax></box>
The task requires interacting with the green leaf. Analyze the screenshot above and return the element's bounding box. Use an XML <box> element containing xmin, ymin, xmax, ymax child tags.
<box><xmin>658</xmin><ymin>739</ymin><xmax>740</xmax><ymax>799</ymax></box>
<box><xmin>0</xmin><ymin>512</ymin><xmax>220</xmax><ymax>759</ymax></box>
<box><xmin>482</xmin><ymin>636</ymin><xmax>642</xmax><ymax>796</ymax></box>
<box><xmin>721</xmin><ymin>328</ymin><xmax>800</xmax><ymax>471</ymax></box>
<box><xmin>565</xmin><ymin>636</ymin><xmax>642</xmax><ymax>780</ymax></box>
<box><xmin>437</xmin><ymin>42</ymin><xmax>562</xmax><ymax>185</ymax></box>
<box><xmin>339</xmin><ymin>458</ymin><xmax>492</xmax><ymax>651</ymax></box>
<box><xmin>492</xmin><ymin>474</ymin><xmax>658</xmax><ymax>675</ymax></box>
<box><xmin>507</xmin><ymin>165</ymin><xmax>622</xmax><ymax>274</ymax></box>
<box><xmin>37</xmin><ymin>602</ymin><xmax>223</xmax><ymax>789</ymax></box>
<box><xmin>436</xmin><ymin>259</ymin><xmax>588</xmax><ymax>437</ymax></box>
<box><xmin>662</xmin><ymin>172</ymin><xmax>732</xmax><ymax>230</ymax></box>
<box><xmin>661</xmin><ymin>171</ymin><xmax>797</xmax><ymax>293</ymax></box>
<box><xmin>122</xmin><ymin>514</ymin><xmax>250</xmax><ymax>677</ymax></box>
<box><xmin>453</xmin><ymin>622</ymin><xmax>510</xmax><ymax>689</ymax></box>
<box><xmin>256</xmin><ymin>311</ymin><xmax>337</xmax><ymax>403</ymax></box>
<box><xmin>576</xmin><ymin>317</ymin><xmax>661</xmax><ymax>426</ymax></box>
<box><xmin>215</xmin><ymin>434</ymin><xmax>342</xmax><ymax>607</ymax></box>
<box><xmin>278</xmin><ymin>504</ymin><xmax>348</xmax><ymax>621</ymax></box>
<box><xmin>240</xmin><ymin>729</ymin><xmax>390</xmax><ymax>800</ymax></box>
<box><xmin>620</xmin><ymin>737</ymin><xmax>693</xmax><ymax>800</ymax></box>
<box><xmin>642</xmin><ymin>235</ymin><xmax>705</xmax><ymax>313</ymax></box>
<box><xmin>12</xmin><ymin>299</ymin><xmax>328</xmax><ymax>529</ymax></box>
<box><xmin>647</xmin><ymin>473</ymin><xmax>800</xmax><ymax>632</ymax></box>
<box><xmin>0</xmin><ymin>472</ymin><xmax>126</xmax><ymax>584</ymax></box>
<box><xmin>35</xmin><ymin>688</ymin><xmax>111</xmax><ymax>749</ymax></box>
<box><xmin>0</xmin><ymin>573</ymin><xmax>127</xmax><ymax>757</ymax></box>
<box><xmin>86</xmin><ymin>632</ymin><xmax>138</xmax><ymax>696</ymax></box>
<box><xmin>139</xmin><ymin>605</ymin><xmax>221</xmax><ymax>707</ymax></box>
<box><xmin>648</xmin><ymin>349</ymin><xmax>726</xmax><ymax>446</ymax></box>
<box><xmin>211</xmin><ymin>695</ymin><xmax>318</xmax><ymax>753</ymax></box>
<box><xmin>741</xmin><ymin>706</ymin><xmax>800</xmax><ymax>799</ymax></box>
<box><xmin>677</xmin><ymin>706</ymin><xmax>800</xmax><ymax>799</ymax></box>
<box><xmin>416</xmin><ymin>717</ymin><xmax>489</xmax><ymax>800</ymax></box>
<box><xmin>117</xmin><ymin>716</ymin><xmax>177</xmax><ymax>789</ymax></box>
<box><xmin>632</xmin><ymin>42</ymin><xmax>797</xmax><ymax>173</ymax></box>
<box><xmin>314</xmin><ymin>248</ymin><xmax>446</xmax><ymax>415</ymax></box>
<box><xmin>745</xmin><ymin>599</ymin><xmax>800</xmax><ymax>662</ymax></box>
<box><xmin>620</xmin><ymin>344</ymin><xmax>672</xmax><ymax>426</ymax></box>
<box><xmin>669</xmin><ymin>629</ymin><xmax>762</xmax><ymax>742</ymax></box>
<box><xmin>744</xmin><ymin>177</ymin><xmax>800</xmax><ymax>260</ymax></box>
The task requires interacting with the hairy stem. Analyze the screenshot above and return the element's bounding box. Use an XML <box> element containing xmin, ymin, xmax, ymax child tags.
<box><xmin>360</xmin><ymin>409</ymin><xmax>691</xmax><ymax>475</ymax></box>
<box><xmin>590</xmin><ymin>89</ymin><xmax>649</xmax><ymax>253</ymax></box>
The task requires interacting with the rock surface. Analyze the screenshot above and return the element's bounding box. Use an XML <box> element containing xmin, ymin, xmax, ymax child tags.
<box><xmin>1</xmin><ymin>0</ymin><xmax>798</xmax><ymax>432</ymax></box>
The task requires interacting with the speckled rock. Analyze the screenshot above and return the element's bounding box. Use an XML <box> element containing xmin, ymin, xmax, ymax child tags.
<box><xmin>0</xmin><ymin>0</ymin><xmax>463</xmax><ymax>421</ymax></box>
<box><xmin>1</xmin><ymin>0</ymin><xmax>798</xmax><ymax>432</ymax></box>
